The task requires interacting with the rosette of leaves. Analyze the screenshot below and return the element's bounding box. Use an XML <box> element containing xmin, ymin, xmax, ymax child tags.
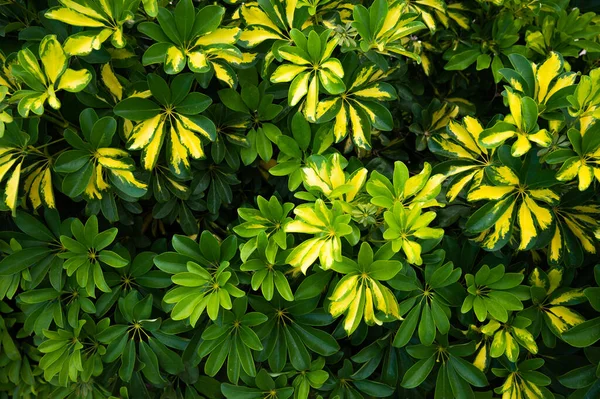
<box><xmin>479</xmin><ymin>315</ymin><xmax>538</xmax><ymax>362</ymax></box>
<box><xmin>289</xmin><ymin>357</ymin><xmax>329</xmax><ymax>399</ymax></box>
<box><xmin>462</xmin><ymin>264</ymin><xmax>528</xmax><ymax>323</ymax></box>
<box><xmin>328</xmin><ymin>242</ymin><xmax>401</xmax><ymax>335</ymax></box>
<box><xmin>479</xmin><ymin>88</ymin><xmax>553</xmax><ymax>157</ymax></box>
<box><xmin>44</xmin><ymin>0</ymin><xmax>138</xmax><ymax>55</ymax></box>
<box><xmin>0</xmin><ymin>210</ymin><xmax>63</xmax><ymax>293</ymax></box>
<box><xmin>492</xmin><ymin>358</ymin><xmax>552</xmax><ymax>399</ymax></box>
<box><xmin>525</xmin><ymin>7</ymin><xmax>600</xmax><ymax>58</ymax></box>
<box><xmin>465</xmin><ymin>148</ymin><xmax>559</xmax><ymax>251</ymax></box>
<box><xmin>0</xmin><ymin>117</ymin><xmax>56</xmax><ymax>213</ymax></box>
<box><xmin>54</xmin><ymin>109</ymin><xmax>147</xmax><ymax>201</ymax></box>
<box><xmin>11</xmin><ymin>35</ymin><xmax>91</xmax><ymax>117</ymax></box>
<box><xmin>410</xmin><ymin>99</ymin><xmax>460</xmax><ymax>151</ymax></box>
<box><xmin>201</xmin><ymin>104</ymin><xmax>251</xmax><ymax>169</ymax></box>
<box><xmin>546</xmin><ymin>189</ymin><xmax>600</xmax><ymax>266</ymax></box>
<box><xmin>17</xmin><ymin>284</ymin><xmax>96</xmax><ymax>336</ymax></box>
<box><xmin>351</xmin><ymin>0</ymin><xmax>425</xmax><ymax>63</ymax></box>
<box><xmin>284</xmin><ymin>199</ymin><xmax>353</xmax><ymax>273</ymax></box>
<box><xmin>519</xmin><ymin>267</ymin><xmax>587</xmax><ymax>347</ymax></box>
<box><xmin>190</xmin><ymin>159</ymin><xmax>241</xmax><ymax>215</ymax></box>
<box><xmin>96</xmin><ymin>291</ymin><xmax>184</xmax><ymax>385</ymax></box>
<box><xmin>430</xmin><ymin>116</ymin><xmax>496</xmax><ymax>202</ymax></box>
<box><xmin>234</xmin><ymin>195</ymin><xmax>294</xmax><ymax>262</ymax></box>
<box><xmin>497</xmin><ymin>52</ymin><xmax>576</xmax><ymax>117</ymax></box>
<box><xmin>382</xmin><ymin>202</ymin><xmax>444</xmax><ymax>265</ymax></box>
<box><xmin>392</xmin><ymin>251</ymin><xmax>462</xmax><ymax>347</ymax></box>
<box><xmin>217</xmin><ymin>79</ymin><xmax>283</xmax><ymax>164</ymax></box>
<box><xmin>37</xmin><ymin>320</ymin><xmax>87</xmax><ymax>386</ymax></box>
<box><xmin>299</xmin><ymin>153</ymin><xmax>367</xmax><ymax>205</ymax></box>
<box><xmin>240</xmin><ymin>232</ymin><xmax>294</xmax><ymax>301</ymax></box>
<box><xmin>113</xmin><ymin>73</ymin><xmax>216</xmax><ymax>175</ymax></box>
<box><xmin>400</xmin><ymin>337</ymin><xmax>488</xmax><ymax>398</ymax></box>
<box><xmin>444</xmin><ymin>13</ymin><xmax>520</xmax><ymax>77</ymax></box>
<box><xmin>249</xmin><ymin>294</ymin><xmax>340</xmax><ymax>372</ymax></box>
<box><xmin>546</xmin><ymin>120</ymin><xmax>600</xmax><ymax>191</ymax></box>
<box><xmin>221</xmin><ymin>368</ymin><xmax>294</xmax><ymax>399</ymax></box>
<box><xmin>138</xmin><ymin>0</ymin><xmax>254</xmax><ymax>85</ymax></box>
<box><xmin>37</xmin><ymin>315</ymin><xmax>107</xmax><ymax>386</ymax></box>
<box><xmin>197</xmin><ymin>297</ymin><xmax>268</xmax><ymax>383</ymax></box>
<box><xmin>95</xmin><ymin>251</ymin><xmax>171</xmax><ymax>317</ymax></box>
<box><xmin>567</xmin><ymin>67</ymin><xmax>600</xmax><ymax>131</ymax></box>
<box><xmin>319</xmin><ymin>359</ymin><xmax>395</xmax><ymax>398</ymax></box>
<box><xmin>269</xmin><ymin>28</ymin><xmax>345</xmax><ymax>122</ymax></box>
<box><xmin>155</xmin><ymin>232</ymin><xmax>244</xmax><ymax>324</ymax></box>
<box><xmin>314</xmin><ymin>53</ymin><xmax>397</xmax><ymax>150</ymax></box>
<box><xmin>58</xmin><ymin>215</ymin><xmax>129</xmax><ymax>296</ymax></box>
<box><xmin>367</xmin><ymin>160</ymin><xmax>446</xmax><ymax>209</ymax></box>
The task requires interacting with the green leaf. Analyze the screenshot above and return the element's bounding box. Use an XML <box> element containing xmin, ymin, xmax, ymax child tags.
<box><xmin>401</xmin><ymin>354</ymin><xmax>435</xmax><ymax>388</ymax></box>
<box><xmin>562</xmin><ymin>317</ymin><xmax>600</xmax><ymax>347</ymax></box>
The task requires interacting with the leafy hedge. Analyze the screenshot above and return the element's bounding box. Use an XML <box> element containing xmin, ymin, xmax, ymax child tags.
<box><xmin>0</xmin><ymin>0</ymin><xmax>600</xmax><ymax>398</ymax></box>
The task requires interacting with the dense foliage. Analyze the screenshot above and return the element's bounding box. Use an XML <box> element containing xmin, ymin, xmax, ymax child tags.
<box><xmin>0</xmin><ymin>0</ymin><xmax>599</xmax><ymax>398</ymax></box>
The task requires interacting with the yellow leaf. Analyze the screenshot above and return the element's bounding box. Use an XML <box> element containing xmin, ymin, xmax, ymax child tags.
<box><xmin>45</xmin><ymin>7</ymin><xmax>105</xmax><ymax>27</ymax></box>
<box><xmin>57</xmin><ymin>68</ymin><xmax>92</xmax><ymax>92</ymax></box>
<box><xmin>141</xmin><ymin>119</ymin><xmax>166</xmax><ymax>170</ymax></box>
<box><xmin>536</xmin><ymin>52</ymin><xmax>562</xmax><ymax>103</ymax></box>
<box><xmin>321</xmin><ymin>59</ymin><xmax>344</xmax><ymax>78</ymax></box>
<box><xmin>288</xmin><ymin>71</ymin><xmax>310</xmax><ymax>106</ymax></box>
<box><xmin>525</xmin><ymin>196</ymin><xmax>552</xmax><ymax>231</ymax></box>
<box><xmin>128</xmin><ymin>114</ymin><xmax>164</xmax><ymax>150</ymax></box>
<box><xmin>489</xmin><ymin>166</ymin><xmax>519</xmax><ymax>185</ymax></box>
<box><xmin>111</xmin><ymin>170</ymin><xmax>147</xmax><ymax>189</ymax></box>
<box><xmin>506</xmin><ymin>89</ymin><xmax>522</xmax><ymax>129</ymax></box>
<box><xmin>41</xmin><ymin>167</ymin><xmax>55</xmax><ymax>208</ymax></box>
<box><xmin>271</xmin><ymin>64</ymin><xmax>309</xmax><ymax>83</ymax></box>
<box><xmin>578</xmin><ymin>165</ymin><xmax>593</xmax><ymax>191</ymax></box>
<box><xmin>169</xmin><ymin>125</ymin><xmax>191</xmax><ymax>174</ymax></box>
<box><xmin>547</xmin><ymin>268</ymin><xmax>562</xmax><ymax>295</ymax></box>
<box><xmin>165</xmin><ymin>46</ymin><xmax>186</xmax><ymax>74</ymax></box>
<box><xmin>511</xmin><ymin>134</ymin><xmax>531</xmax><ymax>157</ymax></box>
<box><xmin>59</xmin><ymin>0</ymin><xmax>109</xmax><ymax>22</ymax></box>
<box><xmin>344</xmin><ymin>284</ymin><xmax>364</xmax><ymax>334</ymax></box>
<box><xmin>101</xmin><ymin>63</ymin><xmax>122</xmax><ymax>101</ymax></box>
<box><xmin>4</xmin><ymin>161</ymin><xmax>21</xmax><ymax>214</ymax></box>
<box><xmin>482</xmin><ymin>200</ymin><xmax>515</xmax><ymax>250</ymax></box>
<box><xmin>196</xmin><ymin>27</ymin><xmax>241</xmax><ymax>46</ymax></box>
<box><xmin>548</xmin><ymin>289</ymin><xmax>586</xmax><ymax>306</ymax></box>
<box><xmin>548</xmin><ymin>306</ymin><xmax>585</xmax><ymax>329</ymax></box>
<box><xmin>213</xmin><ymin>62</ymin><xmax>235</xmax><ymax>88</ymax></box>
<box><xmin>304</xmin><ymin>75</ymin><xmax>318</xmax><ymax>122</ymax></box>
<box><xmin>528</xmin><ymin>188</ymin><xmax>559</xmax><ymax>204</ymax></box>
<box><xmin>239</xmin><ymin>26</ymin><xmax>283</xmax><ymax>47</ymax></box>
<box><xmin>467</xmin><ymin>185</ymin><xmax>515</xmax><ymax>201</ymax></box>
<box><xmin>448</xmin><ymin>120</ymin><xmax>481</xmax><ymax>155</ymax></box>
<box><xmin>349</xmin><ymin>104</ymin><xmax>369</xmax><ymax>149</ymax></box>
<box><xmin>39</xmin><ymin>35</ymin><xmax>67</xmax><ymax>84</ymax></box>
<box><xmin>518</xmin><ymin>200</ymin><xmax>536</xmax><ymax>250</ymax></box>
<box><xmin>175</xmin><ymin>120</ymin><xmax>204</xmax><ymax>160</ymax></box>
<box><xmin>97</xmin><ymin>156</ymin><xmax>131</xmax><ymax>170</ymax></box>
<box><xmin>96</xmin><ymin>148</ymin><xmax>128</xmax><ymax>157</ymax></box>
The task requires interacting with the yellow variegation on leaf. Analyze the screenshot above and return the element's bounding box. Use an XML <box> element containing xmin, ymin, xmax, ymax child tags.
<box><xmin>328</xmin><ymin>242</ymin><xmax>402</xmax><ymax>335</ymax></box>
<box><xmin>11</xmin><ymin>35</ymin><xmax>91</xmax><ymax>117</ymax></box>
<box><xmin>45</xmin><ymin>0</ymin><xmax>137</xmax><ymax>55</ymax></box>
<box><xmin>284</xmin><ymin>200</ymin><xmax>353</xmax><ymax>273</ymax></box>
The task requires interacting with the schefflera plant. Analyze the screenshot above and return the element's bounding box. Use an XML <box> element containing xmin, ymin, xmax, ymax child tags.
<box><xmin>328</xmin><ymin>242</ymin><xmax>402</xmax><ymax>335</ymax></box>
<box><xmin>155</xmin><ymin>231</ymin><xmax>244</xmax><ymax>325</ymax></box>
<box><xmin>462</xmin><ymin>264</ymin><xmax>530</xmax><ymax>323</ymax></box>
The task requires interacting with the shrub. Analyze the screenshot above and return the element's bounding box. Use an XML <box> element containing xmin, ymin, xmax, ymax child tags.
<box><xmin>0</xmin><ymin>0</ymin><xmax>599</xmax><ymax>398</ymax></box>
